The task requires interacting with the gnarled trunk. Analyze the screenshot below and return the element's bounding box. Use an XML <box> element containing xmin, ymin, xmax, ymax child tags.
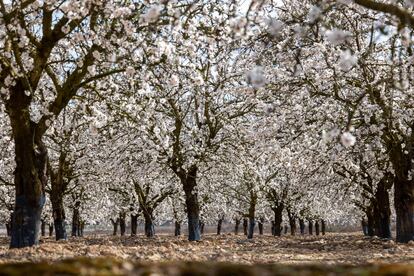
<box><xmin>144</xmin><ymin>214</ymin><xmax>155</xmax><ymax>238</ymax></box>
<box><xmin>8</xmin><ymin>95</ymin><xmax>47</xmax><ymax>248</ymax></box>
<box><xmin>372</xmin><ymin>174</ymin><xmax>392</xmax><ymax>239</ymax></box>
<box><xmin>366</xmin><ymin>208</ymin><xmax>375</xmax><ymax>237</ymax></box>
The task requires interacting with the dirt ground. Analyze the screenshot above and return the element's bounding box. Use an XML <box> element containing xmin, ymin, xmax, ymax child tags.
<box><xmin>0</xmin><ymin>232</ymin><xmax>413</xmax><ymax>265</ymax></box>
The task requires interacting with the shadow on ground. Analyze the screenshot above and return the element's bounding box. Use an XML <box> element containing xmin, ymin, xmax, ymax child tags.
<box><xmin>0</xmin><ymin>258</ymin><xmax>413</xmax><ymax>276</ymax></box>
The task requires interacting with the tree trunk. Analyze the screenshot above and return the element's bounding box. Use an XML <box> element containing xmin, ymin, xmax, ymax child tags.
<box><xmin>6</xmin><ymin>222</ymin><xmax>12</xmax><ymax>237</ymax></box>
<box><xmin>372</xmin><ymin>175</ymin><xmax>392</xmax><ymax>239</ymax></box>
<box><xmin>52</xmin><ymin>198</ymin><xmax>67</xmax><ymax>240</ymax></box>
<box><xmin>258</xmin><ymin>219</ymin><xmax>264</xmax><ymax>235</ymax></box>
<box><xmin>181</xmin><ymin>166</ymin><xmax>201</xmax><ymax>241</ymax></box>
<box><xmin>308</xmin><ymin>220</ymin><xmax>313</xmax><ymax>235</ymax></box>
<box><xmin>41</xmin><ymin>220</ymin><xmax>46</xmax><ymax>237</ymax></box>
<box><xmin>71</xmin><ymin>202</ymin><xmax>80</xmax><ymax>237</ymax></box>
<box><xmin>174</xmin><ymin>221</ymin><xmax>181</xmax><ymax>236</ymax></box>
<box><xmin>217</xmin><ymin>218</ymin><xmax>223</xmax><ymax>235</ymax></box>
<box><xmin>131</xmin><ymin>214</ymin><xmax>138</xmax><ymax>236</ymax></box>
<box><xmin>247</xmin><ymin>201</ymin><xmax>256</xmax><ymax>239</ymax></box>
<box><xmin>49</xmin><ymin>223</ymin><xmax>54</xmax><ymax>237</ymax></box>
<box><xmin>247</xmin><ymin>217</ymin><xmax>255</xmax><ymax>239</ymax></box>
<box><xmin>273</xmin><ymin>205</ymin><xmax>283</xmax><ymax>236</ymax></box>
<box><xmin>8</xmin><ymin>100</ymin><xmax>47</xmax><ymax>248</ymax></box>
<box><xmin>234</xmin><ymin>219</ymin><xmax>240</xmax><ymax>235</ymax></box>
<box><xmin>287</xmin><ymin>210</ymin><xmax>296</xmax><ymax>236</ymax></box>
<box><xmin>284</xmin><ymin>225</ymin><xmax>288</xmax><ymax>234</ymax></box>
<box><xmin>199</xmin><ymin>221</ymin><xmax>205</xmax><ymax>235</ymax></box>
<box><xmin>299</xmin><ymin>219</ymin><xmax>305</xmax><ymax>235</ymax></box>
<box><xmin>321</xmin><ymin>220</ymin><xmax>326</xmax><ymax>235</ymax></box>
<box><xmin>389</xmin><ymin>144</ymin><xmax>414</xmax><ymax>243</ymax></box>
<box><xmin>111</xmin><ymin>219</ymin><xmax>119</xmax><ymax>236</ymax></box>
<box><xmin>119</xmin><ymin>212</ymin><xmax>126</xmax><ymax>236</ymax></box>
<box><xmin>315</xmin><ymin>221</ymin><xmax>320</xmax><ymax>236</ymax></box>
<box><xmin>79</xmin><ymin>221</ymin><xmax>84</xmax><ymax>237</ymax></box>
<box><xmin>366</xmin><ymin>208</ymin><xmax>375</xmax><ymax>237</ymax></box>
<box><xmin>144</xmin><ymin>215</ymin><xmax>155</xmax><ymax>238</ymax></box>
<box><xmin>243</xmin><ymin>218</ymin><xmax>248</xmax><ymax>236</ymax></box>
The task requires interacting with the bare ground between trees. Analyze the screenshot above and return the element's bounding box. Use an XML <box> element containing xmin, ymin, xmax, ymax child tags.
<box><xmin>0</xmin><ymin>232</ymin><xmax>412</xmax><ymax>265</ymax></box>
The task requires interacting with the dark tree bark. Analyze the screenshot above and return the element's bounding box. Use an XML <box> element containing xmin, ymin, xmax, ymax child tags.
<box><xmin>361</xmin><ymin>219</ymin><xmax>368</xmax><ymax>236</ymax></box>
<box><xmin>366</xmin><ymin>208</ymin><xmax>375</xmax><ymax>237</ymax></box>
<box><xmin>144</xmin><ymin>214</ymin><xmax>155</xmax><ymax>238</ymax></box>
<box><xmin>284</xmin><ymin>225</ymin><xmax>288</xmax><ymax>234</ymax></box>
<box><xmin>247</xmin><ymin>200</ymin><xmax>256</xmax><ymax>239</ymax></box>
<box><xmin>308</xmin><ymin>220</ymin><xmax>313</xmax><ymax>235</ymax></box>
<box><xmin>180</xmin><ymin>166</ymin><xmax>201</xmax><ymax>241</ymax></box>
<box><xmin>273</xmin><ymin>205</ymin><xmax>283</xmax><ymax>236</ymax></box>
<box><xmin>299</xmin><ymin>219</ymin><xmax>305</xmax><ymax>235</ymax></box>
<box><xmin>53</xmin><ymin>206</ymin><xmax>67</xmax><ymax>240</ymax></box>
<box><xmin>234</xmin><ymin>218</ymin><xmax>241</xmax><ymax>235</ymax></box>
<box><xmin>386</xmin><ymin>140</ymin><xmax>414</xmax><ymax>243</ymax></box>
<box><xmin>199</xmin><ymin>221</ymin><xmax>205</xmax><ymax>235</ymax></box>
<box><xmin>372</xmin><ymin>174</ymin><xmax>392</xmax><ymax>239</ymax></box>
<box><xmin>217</xmin><ymin>218</ymin><xmax>223</xmax><ymax>235</ymax></box>
<box><xmin>258</xmin><ymin>218</ymin><xmax>264</xmax><ymax>235</ymax></box>
<box><xmin>243</xmin><ymin>218</ymin><xmax>248</xmax><ymax>236</ymax></box>
<box><xmin>41</xmin><ymin>220</ymin><xmax>46</xmax><ymax>237</ymax></box>
<box><xmin>175</xmin><ymin>221</ymin><xmax>181</xmax><ymax>236</ymax></box>
<box><xmin>131</xmin><ymin>214</ymin><xmax>138</xmax><ymax>236</ymax></box>
<box><xmin>6</xmin><ymin>222</ymin><xmax>12</xmax><ymax>237</ymax></box>
<box><xmin>119</xmin><ymin>212</ymin><xmax>126</xmax><ymax>236</ymax></box>
<box><xmin>247</xmin><ymin>217</ymin><xmax>255</xmax><ymax>239</ymax></box>
<box><xmin>48</xmin><ymin>223</ymin><xmax>54</xmax><ymax>237</ymax></box>
<box><xmin>394</xmin><ymin>176</ymin><xmax>414</xmax><ymax>242</ymax></box>
<box><xmin>71</xmin><ymin>202</ymin><xmax>80</xmax><ymax>237</ymax></box>
<box><xmin>111</xmin><ymin>218</ymin><xmax>119</xmax><ymax>236</ymax></box>
<box><xmin>8</xmin><ymin>91</ymin><xmax>48</xmax><ymax>248</ymax></box>
<box><xmin>321</xmin><ymin>220</ymin><xmax>326</xmax><ymax>235</ymax></box>
<box><xmin>315</xmin><ymin>221</ymin><xmax>320</xmax><ymax>236</ymax></box>
<box><xmin>287</xmin><ymin>209</ymin><xmax>296</xmax><ymax>236</ymax></box>
<box><xmin>79</xmin><ymin>221</ymin><xmax>84</xmax><ymax>237</ymax></box>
